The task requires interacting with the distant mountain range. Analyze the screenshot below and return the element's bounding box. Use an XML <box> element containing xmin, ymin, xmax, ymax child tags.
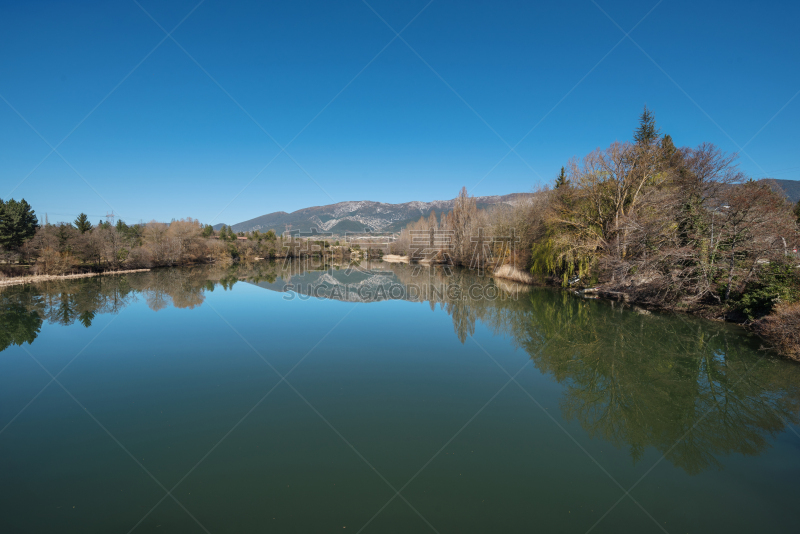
<box><xmin>769</xmin><ymin>179</ymin><xmax>800</xmax><ymax>203</ymax></box>
<box><xmin>214</xmin><ymin>193</ymin><xmax>532</xmax><ymax>235</ymax></box>
<box><xmin>216</xmin><ymin>179</ymin><xmax>798</xmax><ymax>235</ymax></box>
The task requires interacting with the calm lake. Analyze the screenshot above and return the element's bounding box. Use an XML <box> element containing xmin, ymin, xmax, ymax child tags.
<box><xmin>2</xmin><ymin>259</ymin><xmax>799</xmax><ymax>533</ymax></box>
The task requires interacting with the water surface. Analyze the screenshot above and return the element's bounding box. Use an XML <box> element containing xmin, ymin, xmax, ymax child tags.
<box><xmin>1</xmin><ymin>260</ymin><xmax>799</xmax><ymax>533</ymax></box>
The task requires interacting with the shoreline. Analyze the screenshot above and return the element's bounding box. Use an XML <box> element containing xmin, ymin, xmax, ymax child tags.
<box><xmin>381</xmin><ymin>254</ymin><xmax>410</xmax><ymax>263</ymax></box>
<box><xmin>491</xmin><ymin>264</ymin><xmax>535</xmax><ymax>285</ymax></box>
<box><xmin>0</xmin><ymin>268</ymin><xmax>152</xmax><ymax>288</ymax></box>
<box><xmin>490</xmin><ymin>263</ymin><xmax>799</xmax><ymax>362</ymax></box>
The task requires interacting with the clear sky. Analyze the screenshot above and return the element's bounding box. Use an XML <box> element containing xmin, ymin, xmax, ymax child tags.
<box><xmin>1</xmin><ymin>0</ymin><xmax>798</xmax><ymax>226</ymax></box>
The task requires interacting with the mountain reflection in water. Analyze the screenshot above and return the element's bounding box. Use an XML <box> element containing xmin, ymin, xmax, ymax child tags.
<box><xmin>2</xmin><ymin>258</ymin><xmax>799</xmax><ymax>476</ymax></box>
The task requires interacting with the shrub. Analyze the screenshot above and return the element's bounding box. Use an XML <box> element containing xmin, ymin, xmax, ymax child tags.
<box><xmin>208</xmin><ymin>241</ymin><xmax>234</xmax><ymax>265</ymax></box>
<box><xmin>124</xmin><ymin>247</ymin><xmax>153</xmax><ymax>268</ymax></box>
<box><xmin>33</xmin><ymin>248</ymin><xmax>75</xmax><ymax>275</ymax></box>
<box><xmin>239</xmin><ymin>243</ymin><xmax>258</xmax><ymax>263</ymax></box>
<box><xmin>752</xmin><ymin>302</ymin><xmax>800</xmax><ymax>361</ymax></box>
<box><xmin>732</xmin><ymin>260</ymin><xmax>800</xmax><ymax>319</ymax></box>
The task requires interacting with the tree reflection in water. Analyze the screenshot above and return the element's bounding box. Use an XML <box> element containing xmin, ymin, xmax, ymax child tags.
<box><xmin>512</xmin><ymin>291</ymin><xmax>800</xmax><ymax>474</ymax></box>
<box><xmin>1</xmin><ymin>260</ymin><xmax>799</xmax><ymax>475</ymax></box>
<box><xmin>1</xmin><ymin>285</ymin><xmax>42</xmax><ymax>352</ymax></box>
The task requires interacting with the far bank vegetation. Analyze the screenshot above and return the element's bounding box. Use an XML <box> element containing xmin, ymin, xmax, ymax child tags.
<box><xmin>0</xmin><ymin>210</ymin><xmax>368</xmax><ymax>281</ymax></box>
<box><xmin>392</xmin><ymin>107</ymin><xmax>800</xmax><ymax>358</ymax></box>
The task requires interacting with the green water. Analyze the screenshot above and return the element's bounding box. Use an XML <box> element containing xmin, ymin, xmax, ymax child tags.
<box><xmin>1</xmin><ymin>260</ymin><xmax>799</xmax><ymax>533</ymax></box>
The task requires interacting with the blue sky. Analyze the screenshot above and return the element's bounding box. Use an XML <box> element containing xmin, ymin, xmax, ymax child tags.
<box><xmin>1</xmin><ymin>0</ymin><xmax>798</xmax><ymax>226</ymax></box>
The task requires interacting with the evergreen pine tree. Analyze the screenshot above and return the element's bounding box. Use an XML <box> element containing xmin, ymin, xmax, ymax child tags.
<box><xmin>0</xmin><ymin>198</ymin><xmax>39</xmax><ymax>250</ymax></box>
<box><xmin>634</xmin><ymin>105</ymin><xmax>660</xmax><ymax>145</ymax></box>
<box><xmin>554</xmin><ymin>166</ymin><xmax>568</xmax><ymax>189</ymax></box>
<box><xmin>75</xmin><ymin>213</ymin><xmax>93</xmax><ymax>234</ymax></box>
<box><xmin>661</xmin><ymin>134</ymin><xmax>676</xmax><ymax>155</ymax></box>
<box><xmin>0</xmin><ymin>199</ymin><xmax>4</xmax><ymax>247</ymax></box>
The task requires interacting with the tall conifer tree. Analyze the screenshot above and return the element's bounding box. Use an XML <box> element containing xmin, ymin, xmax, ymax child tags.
<box><xmin>74</xmin><ymin>213</ymin><xmax>93</xmax><ymax>234</ymax></box>
<box><xmin>554</xmin><ymin>166</ymin><xmax>568</xmax><ymax>189</ymax></box>
<box><xmin>634</xmin><ymin>105</ymin><xmax>660</xmax><ymax>145</ymax></box>
<box><xmin>0</xmin><ymin>198</ymin><xmax>39</xmax><ymax>250</ymax></box>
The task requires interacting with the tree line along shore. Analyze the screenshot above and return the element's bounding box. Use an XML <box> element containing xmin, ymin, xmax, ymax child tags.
<box><xmin>2</xmin><ymin>108</ymin><xmax>799</xmax><ymax>359</ymax></box>
<box><xmin>0</xmin><ymin>210</ymin><xmax>376</xmax><ymax>280</ymax></box>
<box><xmin>389</xmin><ymin>108</ymin><xmax>800</xmax><ymax>359</ymax></box>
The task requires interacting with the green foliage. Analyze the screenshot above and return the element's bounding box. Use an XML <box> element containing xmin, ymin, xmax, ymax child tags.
<box><xmin>78</xmin><ymin>310</ymin><xmax>96</xmax><ymax>328</ymax></box>
<box><xmin>201</xmin><ymin>224</ymin><xmax>213</xmax><ymax>238</ymax></box>
<box><xmin>74</xmin><ymin>213</ymin><xmax>93</xmax><ymax>234</ymax></box>
<box><xmin>530</xmin><ymin>238</ymin><xmax>595</xmax><ymax>286</ymax></box>
<box><xmin>219</xmin><ymin>272</ymin><xmax>238</xmax><ymax>290</ymax></box>
<box><xmin>218</xmin><ymin>225</ymin><xmax>232</xmax><ymax>241</ymax></box>
<box><xmin>661</xmin><ymin>134</ymin><xmax>676</xmax><ymax>158</ymax></box>
<box><xmin>114</xmin><ymin>220</ymin><xmax>141</xmax><ymax>244</ymax></box>
<box><xmin>530</xmin><ymin>239</ymin><xmax>557</xmax><ymax>279</ymax></box>
<box><xmin>55</xmin><ymin>223</ymin><xmax>75</xmax><ymax>250</ymax></box>
<box><xmin>264</xmin><ymin>230</ymin><xmax>277</xmax><ymax>241</ymax></box>
<box><xmin>731</xmin><ymin>260</ymin><xmax>800</xmax><ymax>319</ymax></box>
<box><xmin>554</xmin><ymin>166</ymin><xmax>568</xmax><ymax>189</ymax></box>
<box><xmin>633</xmin><ymin>105</ymin><xmax>660</xmax><ymax>145</ymax></box>
<box><xmin>0</xmin><ymin>198</ymin><xmax>39</xmax><ymax>250</ymax></box>
<box><xmin>0</xmin><ymin>287</ymin><xmax>43</xmax><ymax>352</ymax></box>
